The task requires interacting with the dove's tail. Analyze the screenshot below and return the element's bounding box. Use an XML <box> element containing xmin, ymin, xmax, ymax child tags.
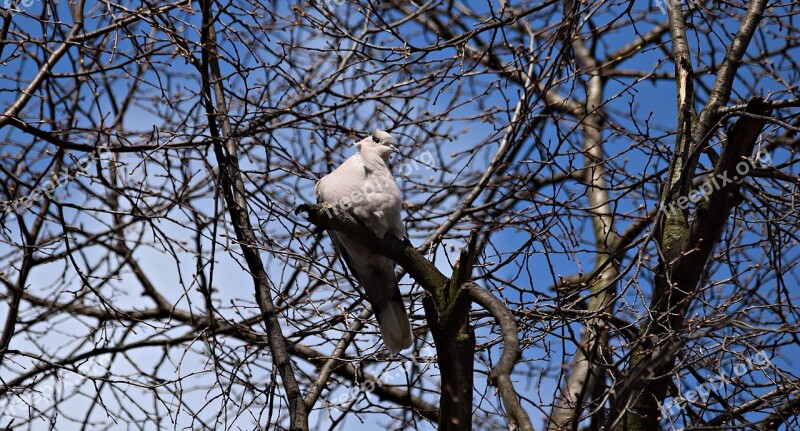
<box><xmin>376</xmin><ymin>292</ymin><xmax>413</xmax><ymax>354</ymax></box>
<box><xmin>332</xmin><ymin>236</ymin><xmax>413</xmax><ymax>354</ymax></box>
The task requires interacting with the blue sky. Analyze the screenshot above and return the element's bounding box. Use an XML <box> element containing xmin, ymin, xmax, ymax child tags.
<box><xmin>1</xmin><ymin>0</ymin><xmax>799</xmax><ymax>429</ymax></box>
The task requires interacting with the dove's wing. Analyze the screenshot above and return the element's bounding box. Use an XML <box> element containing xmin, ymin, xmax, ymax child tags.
<box><xmin>315</xmin><ymin>134</ymin><xmax>412</xmax><ymax>353</ymax></box>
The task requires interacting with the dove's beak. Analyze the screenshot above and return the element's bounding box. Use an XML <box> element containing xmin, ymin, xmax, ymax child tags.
<box><xmin>389</xmin><ymin>144</ymin><xmax>400</xmax><ymax>154</ymax></box>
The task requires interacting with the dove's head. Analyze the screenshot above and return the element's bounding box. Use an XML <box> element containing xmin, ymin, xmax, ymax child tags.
<box><xmin>356</xmin><ymin>129</ymin><xmax>400</xmax><ymax>161</ymax></box>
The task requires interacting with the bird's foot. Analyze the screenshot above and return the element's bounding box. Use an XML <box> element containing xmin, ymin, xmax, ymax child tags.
<box><xmin>294</xmin><ymin>203</ymin><xmax>314</xmax><ymax>216</ymax></box>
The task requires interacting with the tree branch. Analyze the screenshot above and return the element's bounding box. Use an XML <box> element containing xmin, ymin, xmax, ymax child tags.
<box><xmin>199</xmin><ymin>1</ymin><xmax>308</xmax><ymax>429</ymax></box>
<box><xmin>467</xmin><ymin>282</ymin><xmax>534</xmax><ymax>431</ymax></box>
<box><xmin>296</xmin><ymin>203</ymin><xmax>532</xmax><ymax>431</ymax></box>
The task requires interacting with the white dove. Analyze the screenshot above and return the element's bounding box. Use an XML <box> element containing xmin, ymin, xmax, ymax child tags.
<box><xmin>315</xmin><ymin>129</ymin><xmax>413</xmax><ymax>354</ymax></box>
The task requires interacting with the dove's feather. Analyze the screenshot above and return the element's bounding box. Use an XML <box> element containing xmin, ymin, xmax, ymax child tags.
<box><xmin>316</xmin><ymin>129</ymin><xmax>412</xmax><ymax>354</ymax></box>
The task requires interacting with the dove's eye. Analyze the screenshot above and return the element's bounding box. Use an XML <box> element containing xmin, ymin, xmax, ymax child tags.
<box><xmin>372</xmin><ymin>136</ymin><xmax>380</xmax><ymax>143</ymax></box>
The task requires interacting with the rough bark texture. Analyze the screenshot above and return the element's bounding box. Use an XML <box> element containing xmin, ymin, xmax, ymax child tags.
<box><xmin>608</xmin><ymin>0</ymin><xmax>771</xmax><ymax>425</ymax></box>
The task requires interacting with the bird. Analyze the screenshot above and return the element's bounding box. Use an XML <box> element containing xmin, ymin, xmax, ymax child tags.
<box><xmin>315</xmin><ymin>129</ymin><xmax>413</xmax><ymax>354</ymax></box>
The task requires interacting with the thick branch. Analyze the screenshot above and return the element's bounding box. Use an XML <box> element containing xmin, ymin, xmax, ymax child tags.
<box><xmin>200</xmin><ymin>1</ymin><xmax>307</xmax><ymax>429</ymax></box>
<box><xmin>546</xmin><ymin>27</ymin><xmax>617</xmax><ymax>430</ymax></box>
<box><xmin>296</xmin><ymin>204</ymin><xmax>532</xmax><ymax>431</ymax></box>
<box><xmin>467</xmin><ymin>282</ymin><xmax>534</xmax><ymax>431</ymax></box>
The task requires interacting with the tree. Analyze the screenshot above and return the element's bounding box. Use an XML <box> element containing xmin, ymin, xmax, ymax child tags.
<box><xmin>1</xmin><ymin>0</ymin><xmax>799</xmax><ymax>430</ymax></box>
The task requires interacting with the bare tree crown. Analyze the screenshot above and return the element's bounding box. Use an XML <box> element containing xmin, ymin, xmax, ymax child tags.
<box><xmin>0</xmin><ymin>1</ymin><xmax>799</xmax><ymax>430</ymax></box>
